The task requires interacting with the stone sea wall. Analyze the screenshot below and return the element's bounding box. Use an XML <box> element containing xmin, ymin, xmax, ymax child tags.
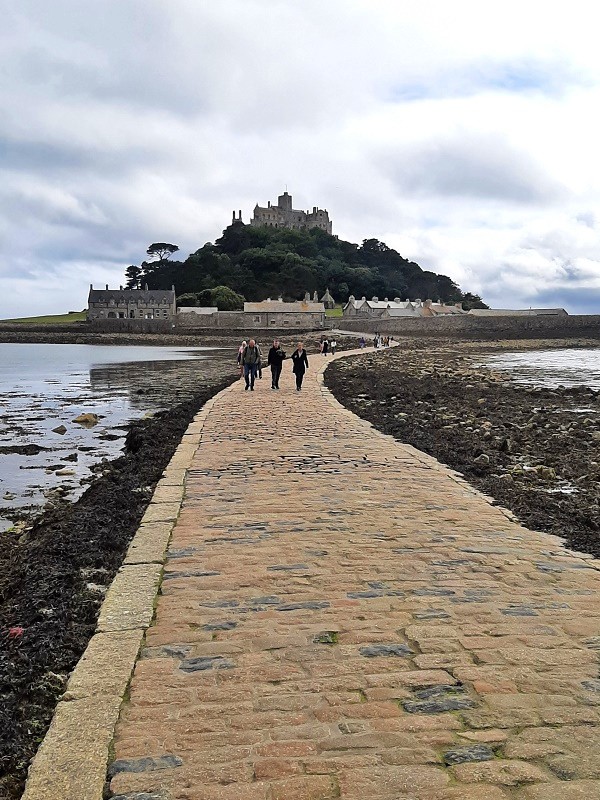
<box><xmin>334</xmin><ymin>313</ymin><xmax>600</xmax><ymax>339</ymax></box>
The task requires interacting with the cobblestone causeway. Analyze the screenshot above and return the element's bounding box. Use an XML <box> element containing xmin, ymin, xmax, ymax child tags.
<box><xmin>109</xmin><ymin>349</ymin><xmax>600</xmax><ymax>800</ymax></box>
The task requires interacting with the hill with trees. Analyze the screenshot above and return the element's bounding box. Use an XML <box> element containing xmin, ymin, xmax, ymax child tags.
<box><xmin>124</xmin><ymin>222</ymin><xmax>487</xmax><ymax>310</ymax></box>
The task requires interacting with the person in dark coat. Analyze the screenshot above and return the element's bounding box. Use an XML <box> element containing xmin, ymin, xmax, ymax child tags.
<box><xmin>267</xmin><ymin>339</ymin><xmax>286</xmax><ymax>390</ymax></box>
<box><xmin>291</xmin><ymin>342</ymin><xmax>309</xmax><ymax>391</ymax></box>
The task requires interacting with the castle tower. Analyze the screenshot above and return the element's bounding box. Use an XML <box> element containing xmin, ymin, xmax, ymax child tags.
<box><xmin>278</xmin><ymin>191</ymin><xmax>293</xmax><ymax>212</ymax></box>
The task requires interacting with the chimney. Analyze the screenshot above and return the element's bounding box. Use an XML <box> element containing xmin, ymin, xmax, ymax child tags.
<box><xmin>144</xmin><ymin>283</ymin><xmax>148</xmax><ymax>291</ymax></box>
<box><xmin>105</xmin><ymin>284</ymin><xmax>108</xmax><ymax>290</ymax></box>
<box><xmin>239</xmin><ymin>210</ymin><xmax>242</xmax><ymax>219</ymax></box>
<box><xmin>278</xmin><ymin>295</ymin><xmax>283</xmax><ymax>302</ymax></box>
<box><xmin>90</xmin><ymin>283</ymin><xmax>93</xmax><ymax>290</ymax></box>
<box><xmin>171</xmin><ymin>285</ymin><xmax>175</xmax><ymax>291</ymax></box>
<box><xmin>232</xmin><ymin>210</ymin><xmax>235</xmax><ymax>223</ymax></box>
<box><xmin>119</xmin><ymin>285</ymin><xmax>122</xmax><ymax>291</ymax></box>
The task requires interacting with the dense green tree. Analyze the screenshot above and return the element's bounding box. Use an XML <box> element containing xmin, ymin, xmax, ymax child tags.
<box><xmin>176</xmin><ymin>293</ymin><xmax>199</xmax><ymax>306</ymax></box>
<box><xmin>146</xmin><ymin>242</ymin><xmax>179</xmax><ymax>261</ymax></box>
<box><xmin>124</xmin><ymin>222</ymin><xmax>486</xmax><ymax>308</ymax></box>
<box><xmin>125</xmin><ymin>265</ymin><xmax>142</xmax><ymax>289</ymax></box>
<box><xmin>460</xmin><ymin>292</ymin><xmax>489</xmax><ymax>310</ymax></box>
<box><xmin>211</xmin><ymin>285</ymin><xmax>245</xmax><ymax>310</ymax></box>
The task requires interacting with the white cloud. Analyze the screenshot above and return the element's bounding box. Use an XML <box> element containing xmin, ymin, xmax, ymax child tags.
<box><xmin>2</xmin><ymin>0</ymin><xmax>600</xmax><ymax>317</ymax></box>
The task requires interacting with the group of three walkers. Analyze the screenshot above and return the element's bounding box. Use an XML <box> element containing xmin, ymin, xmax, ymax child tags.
<box><xmin>237</xmin><ymin>339</ymin><xmax>309</xmax><ymax>392</ymax></box>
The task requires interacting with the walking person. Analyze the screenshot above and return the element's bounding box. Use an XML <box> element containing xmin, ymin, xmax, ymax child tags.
<box><xmin>267</xmin><ymin>339</ymin><xmax>286</xmax><ymax>390</ymax></box>
<box><xmin>322</xmin><ymin>338</ymin><xmax>329</xmax><ymax>356</ymax></box>
<box><xmin>291</xmin><ymin>342</ymin><xmax>309</xmax><ymax>391</ymax></box>
<box><xmin>359</xmin><ymin>336</ymin><xmax>366</xmax><ymax>348</ymax></box>
<box><xmin>240</xmin><ymin>338</ymin><xmax>261</xmax><ymax>391</ymax></box>
<box><xmin>237</xmin><ymin>340</ymin><xmax>247</xmax><ymax>378</ymax></box>
<box><xmin>330</xmin><ymin>338</ymin><xmax>337</xmax><ymax>355</ymax></box>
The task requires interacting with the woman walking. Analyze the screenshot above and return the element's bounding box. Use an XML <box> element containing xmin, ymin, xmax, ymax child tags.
<box><xmin>291</xmin><ymin>342</ymin><xmax>309</xmax><ymax>391</ymax></box>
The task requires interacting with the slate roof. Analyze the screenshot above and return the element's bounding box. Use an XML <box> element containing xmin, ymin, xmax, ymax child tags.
<box><xmin>88</xmin><ymin>288</ymin><xmax>175</xmax><ymax>304</ymax></box>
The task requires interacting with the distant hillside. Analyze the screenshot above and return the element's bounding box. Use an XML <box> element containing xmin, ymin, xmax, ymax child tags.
<box><xmin>125</xmin><ymin>223</ymin><xmax>487</xmax><ymax>309</ymax></box>
<box><xmin>0</xmin><ymin>311</ymin><xmax>86</xmax><ymax>324</ymax></box>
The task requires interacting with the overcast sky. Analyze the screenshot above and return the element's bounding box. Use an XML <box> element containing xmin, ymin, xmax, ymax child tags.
<box><xmin>2</xmin><ymin>0</ymin><xmax>600</xmax><ymax>318</ymax></box>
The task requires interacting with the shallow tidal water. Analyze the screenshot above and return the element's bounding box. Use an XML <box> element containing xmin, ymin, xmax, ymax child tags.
<box><xmin>0</xmin><ymin>343</ymin><xmax>226</xmax><ymax>530</ymax></box>
<box><xmin>482</xmin><ymin>347</ymin><xmax>600</xmax><ymax>390</ymax></box>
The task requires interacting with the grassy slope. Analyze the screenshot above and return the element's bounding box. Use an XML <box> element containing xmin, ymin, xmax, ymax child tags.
<box><xmin>325</xmin><ymin>306</ymin><xmax>343</xmax><ymax>318</ymax></box>
<box><xmin>0</xmin><ymin>312</ymin><xmax>87</xmax><ymax>324</ymax></box>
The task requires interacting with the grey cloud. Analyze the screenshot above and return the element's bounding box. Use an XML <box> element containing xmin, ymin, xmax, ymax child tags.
<box><xmin>380</xmin><ymin>134</ymin><xmax>566</xmax><ymax>204</ymax></box>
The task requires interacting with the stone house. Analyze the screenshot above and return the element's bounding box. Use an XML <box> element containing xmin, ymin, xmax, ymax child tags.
<box><xmin>344</xmin><ymin>295</ymin><xmax>466</xmax><ymax>319</ymax></box>
<box><xmin>175</xmin><ymin>296</ymin><xmax>326</xmax><ymax>329</ymax></box>
<box><xmin>320</xmin><ymin>288</ymin><xmax>336</xmax><ymax>309</ymax></box>
<box><xmin>87</xmin><ymin>284</ymin><xmax>176</xmax><ymax>321</ymax></box>
<box><xmin>243</xmin><ymin>297</ymin><xmax>325</xmax><ymax>328</ymax></box>
<box><xmin>247</xmin><ymin>191</ymin><xmax>333</xmax><ymax>234</ymax></box>
<box><xmin>343</xmin><ymin>296</ymin><xmax>416</xmax><ymax>318</ymax></box>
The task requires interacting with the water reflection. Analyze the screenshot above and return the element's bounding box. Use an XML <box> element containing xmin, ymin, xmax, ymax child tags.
<box><xmin>0</xmin><ymin>344</ymin><xmax>229</xmax><ymax>531</ymax></box>
<box><xmin>482</xmin><ymin>348</ymin><xmax>600</xmax><ymax>390</ymax></box>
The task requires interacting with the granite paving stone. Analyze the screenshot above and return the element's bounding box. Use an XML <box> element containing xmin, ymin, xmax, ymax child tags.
<box><xmin>104</xmin><ymin>345</ymin><xmax>600</xmax><ymax>799</ymax></box>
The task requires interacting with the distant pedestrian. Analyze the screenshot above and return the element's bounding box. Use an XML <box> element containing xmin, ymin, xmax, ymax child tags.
<box><xmin>291</xmin><ymin>342</ymin><xmax>309</xmax><ymax>391</ymax></box>
<box><xmin>257</xmin><ymin>343</ymin><xmax>263</xmax><ymax>380</ymax></box>
<box><xmin>240</xmin><ymin>339</ymin><xmax>261</xmax><ymax>391</ymax></box>
<box><xmin>267</xmin><ymin>339</ymin><xmax>286</xmax><ymax>390</ymax></box>
<box><xmin>322</xmin><ymin>338</ymin><xmax>329</xmax><ymax>355</ymax></box>
<box><xmin>359</xmin><ymin>336</ymin><xmax>366</xmax><ymax>348</ymax></box>
<box><xmin>330</xmin><ymin>338</ymin><xmax>337</xmax><ymax>355</ymax></box>
<box><xmin>237</xmin><ymin>340</ymin><xmax>247</xmax><ymax>378</ymax></box>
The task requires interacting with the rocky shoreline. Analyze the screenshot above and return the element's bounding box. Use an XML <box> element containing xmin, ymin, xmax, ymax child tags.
<box><xmin>325</xmin><ymin>338</ymin><xmax>600</xmax><ymax>559</ymax></box>
<box><xmin>0</xmin><ymin>374</ymin><xmax>238</xmax><ymax>800</ymax></box>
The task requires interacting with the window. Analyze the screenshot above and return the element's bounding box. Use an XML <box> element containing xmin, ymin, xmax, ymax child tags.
<box><xmin>253</xmin><ymin>315</ymin><xmax>261</xmax><ymax>323</ymax></box>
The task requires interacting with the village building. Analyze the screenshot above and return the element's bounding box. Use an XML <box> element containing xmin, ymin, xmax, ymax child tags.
<box><xmin>343</xmin><ymin>296</ymin><xmax>467</xmax><ymax>319</ymax></box>
<box><xmin>175</xmin><ymin>295</ymin><xmax>325</xmax><ymax>329</ymax></box>
<box><xmin>320</xmin><ymin>288</ymin><xmax>335</xmax><ymax>309</ymax></box>
<box><xmin>87</xmin><ymin>285</ymin><xmax>176</xmax><ymax>320</ymax></box>
<box><xmin>245</xmin><ymin>191</ymin><xmax>333</xmax><ymax>234</ymax></box>
<box><xmin>242</xmin><ymin>297</ymin><xmax>325</xmax><ymax>328</ymax></box>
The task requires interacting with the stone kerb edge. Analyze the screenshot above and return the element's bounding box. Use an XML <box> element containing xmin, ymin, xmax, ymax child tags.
<box><xmin>20</xmin><ymin>386</ymin><xmax>231</xmax><ymax>800</ymax></box>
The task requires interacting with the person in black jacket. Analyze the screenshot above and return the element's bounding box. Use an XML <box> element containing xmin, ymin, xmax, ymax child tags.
<box><xmin>267</xmin><ymin>339</ymin><xmax>286</xmax><ymax>390</ymax></box>
<box><xmin>291</xmin><ymin>342</ymin><xmax>309</xmax><ymax>391</ymax></box>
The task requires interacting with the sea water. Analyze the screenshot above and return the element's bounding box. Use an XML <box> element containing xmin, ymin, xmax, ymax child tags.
<box><xmin>482</xmin><ymin>348</ymin><xmax>600</xmax><ymax>390</ymax></box>
<box><xmin>0</xmin><ymin>343</ymin><xmax>223</xmax><ymax>530</ymax></box>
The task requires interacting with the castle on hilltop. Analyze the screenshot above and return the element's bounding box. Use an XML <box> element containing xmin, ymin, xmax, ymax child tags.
<box><xmin>232</xmin><ymin>191</ymin><xmax>332</xmax><ymax>234</ymax></box>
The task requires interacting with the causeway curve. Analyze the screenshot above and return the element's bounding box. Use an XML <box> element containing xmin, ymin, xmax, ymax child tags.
<box><xmin>22</xmin><ymin>344</ymin><xmax>600</xmax><ymax>800</ymax></box>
